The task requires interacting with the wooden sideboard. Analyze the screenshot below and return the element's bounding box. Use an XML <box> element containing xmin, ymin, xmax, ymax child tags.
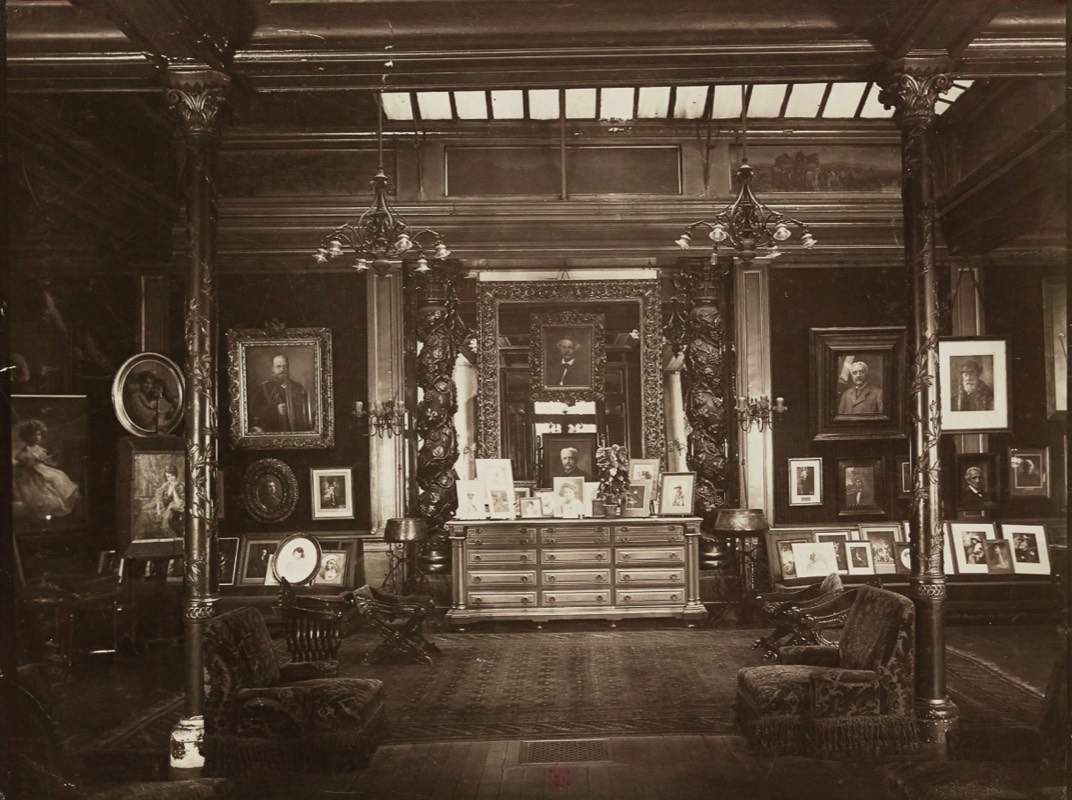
<box><xmin>446</xmin><ymin>517</ymin><xmax>707</xmax><ymax>626</ymax></box>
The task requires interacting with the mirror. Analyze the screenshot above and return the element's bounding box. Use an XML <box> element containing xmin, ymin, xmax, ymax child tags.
<box><xmin>476</xmin><ymin>280</ymin><xmax>664</xmax><ymax>484</ymax></box>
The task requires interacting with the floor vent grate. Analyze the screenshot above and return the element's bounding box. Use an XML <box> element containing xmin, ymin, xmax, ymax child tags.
<box><xmin>520</xmin><ymin>738</ymin><xmax>610</xmax><ymax>764</ymax></box>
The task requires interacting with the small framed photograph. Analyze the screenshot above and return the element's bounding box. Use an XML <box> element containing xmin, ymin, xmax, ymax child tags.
<box><xmin>946</xmin><ymin>522</ymin><xmax>996</xmax><ymax>575</ymax></box>
<box><xmin>788</xmin><ymin>457</ymin><xmax>822</xmax><ymax>506</ymax></box>
<box><xmin>953</xmin><ymin>452</ymin><xmax>1000</xmax><ymax>511</ymax></box>
<box><xmin>846</xmin><ymin>541</ymin><xmax>875</xmax><ymax>575</ymax></box>
<box><xmin>898</xmin><ymin>459</ymin><xmax>912</xmax><ymax>499</ymax></box>
<box><xmin>1008</xmin><ymin>447</ymin><xmax>1049</xmax><ymax>498</ymax></box>
<box><xmin>512</xmin><ymin>484</ymin><xmax>532</xmax><ymax>516</ymax></box>
<box><xmin>836</xmin><ymin>458</ymin><xmax>886</xmax><ymax>516</ymax></box>
<box><xmin>519</xmin><ymin>497</ymin><xmax>544</xmax><ymax>518</ymax></box>
<box><xmin>815</xmin><ymin>531</ymin><xmax>851</xmax><ymax>573</ymax></box>
<box><xmin>659</xmin><ymin>472</ymin><xmax>696</xmax><ymax>516</ymax></box>
<box><xmin>313</xmin><ymin>550</ymin><xmax>348</xmax><ymax>587</ymax></box>
<box><xmin>241</xmin><ymin>458</ymin><xmax>299</xmax><ymax>524</ymax></box>
<box><xmin>530</xmin><ymin>310</ymin><xmax>606</xmax><ymax>403</ymax></box>
<box><xmin>311</xmin><ymin>467</ymin><xmax>354</xmax><ymax>519</ymax></box>
<box><xmin>534</xmin><ymin>489</ymin><xmax>555</xmax><ymax>517</ymax></box>
<box><xmin>894</xmin><ymin>542</ymin><xmax>912</xmax><ymax>574</ymax></box>
<box><xmin>13</xmin><ymin>395</ymin><xmax>89</xmax><ymax>534</ymax></box>
<box><xmin>476</xmin><ymin>458</ymin><xmax>516</xmax><ymax>519</ymax></box>
<box><xmin>118</xmin><ymin>436</ymin><xmax>185</xmax><ymax>548</ymax></box>
<box><xmin>217</xmin><ymin>537</ymin><xmax>240</xmax><ymax>586</ymax></box>
<box><xmin>112</xmin><ymin>353</ymin><xmax>184</xmax><ymax>437</ymax></box>
<box><xmin>239</xmin><ymin>536</ymin><xmax>281</xmax><ymax>586</ymax></box>
<box><xmin>541</xmin><ymin>432</ymin><xmax>598</xmax><ymax>487</ymax></box>
<box><xmin>1000</xmin><ymin>524</ymin><xmax>1050</xmax><ymax>575</ymax></box>
<box><xmin>316</xmin><ymin>535</ymin><xmax>361</xmax><ymax>586</ymax></box>
<box><xmin>272</xmin><ymin>533</ymin><xmax>322</xmax><ymax>585</ymax></box>
<box><xmin>1042</xmin><ymin>277</ymin><xmax>1066</xmax><ymax>421</ymax></box>
<box><xmin>791</xmin><ymin>542</ymin><xmax>840</xmax><ymax>579</ymax></box>
<box><xmin>766</xmin><ymin>530</ymin><xmax>814</xmax><ymax>582</ymax></box>
<box><xmin>623</xmin><ymin>479</ymin><xmax>652</xmax><ymax>517</ymax></box>
<box><xmin>860</xmin><ymin>524</ymin><xmax>900</xmax><ymax>575</ymax></box>
<box><xmin>810</xmin><ymin>327</ymin><xmax>906</xmax><ymax>441</ymax></box>
<box><xmin>456</xmin><ymin>479</ymin><xmax>488</xmax><ymax>520</ymax></box>
<box><xmin>629</xmin><ymin>458</ymin><xmax>661</xmax><ymax>484</ymax></box>
<box><xmin>552</xmin><ymin>476</ymin><xmax>586</xmax><ymax>518</ymax></box>
<box><xmin>983</xmin><ymin>539</ymin><xmax>1015</xmax><ymax>575</ymax></box>
<box><xmin>938</xmin><ymin>337</ymin><xmax>1010</xmax><ymax>432</ymax></box>
<box><xmin>583</xmin><ymin>482</ymin><xmax>599</xmax><ymax>518</ymax></box>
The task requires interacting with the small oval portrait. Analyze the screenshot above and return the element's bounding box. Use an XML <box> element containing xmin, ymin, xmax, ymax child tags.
<box><xmin>112</xmin><ymin>353</ymin><xmax>184</xmax><ymax>436</ymax></box>
<box><xmin>272</xmin><ymin>533</ymin><xmax>321</xmax><ymax>585</ymax></box>
<box><xmin>240</xmin><ymin>458</ymin><xmax>298</xmax><ymax>523</ymax></box>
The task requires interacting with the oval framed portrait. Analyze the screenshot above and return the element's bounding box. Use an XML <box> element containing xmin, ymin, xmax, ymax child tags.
<box><xmin>241</xmin><ymin>458</ymin><xmax>298</xmax><ymax>523</ymax></box>
<box><xmin>112</xmin><ymin>353</ymin><xmax>184</xmax><ymax>437</ymax></box>
<box><xmin>272</xmin><ymin>532</ymin><xmax>322</xmax><ymax>586</ymax></box>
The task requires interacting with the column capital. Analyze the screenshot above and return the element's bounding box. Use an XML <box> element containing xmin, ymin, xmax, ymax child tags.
<box><xmin>165</xmin><ymin>68</ymin><xmax>231</xmax><ymax>137</ymax></box>
<box><xmin>879</xmin><ymin>57</ymin><xmax>955</xmax><ymax>127</ymax></box>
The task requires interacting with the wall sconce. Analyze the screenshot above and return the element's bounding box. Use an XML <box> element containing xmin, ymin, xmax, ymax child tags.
<box><xmin>735</xmin><ymin>395</ymin><xmax>787</xmax><ymax>433</ymax></box>
<box><xmin>353</xmin><ymin>400</ymin><xmax>407</xmax><ymax>438</ymax></box>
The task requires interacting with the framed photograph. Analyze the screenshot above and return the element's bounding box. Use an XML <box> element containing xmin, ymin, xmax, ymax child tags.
<box><xmin>983</xmin><ymin>539</ymin><xmax>1015</xmax><ymax>575</ymax></box>
<box><xmin>456</xmin><ymin>479</ymin><xmax>488</xmax><ymax>520</ymax></box>
<box><xmin>552</xmin><ymin>476</ymin><xmax>586</xmax><ymax>518</ymax></box>
<box><xmin>530</xmin><ymin>310</ymin><xmax>606</xmax><ymax>403</ymax></box>
<box><xmin>512</xmin><ymin>483</ymin><xmax>532</xmax><ymax>516</ymax></box>
<box><xmin>623</xmin><ymin>479</ymin><xmax>652</xmax><ymax>517</ymax></box>
<box><xmin>788</xmin><ymin>458</ymin><xmax>822</xmax><ymax>506</ymax></box>
<box><xmin>810</xmin><ymin>328</ymin><xmax>906</xmax><ymax>441</ymax></box>
<box><xmin>519</xmin><ymin>497</ymin><xmax>544</xmax><ymax>518</ymax></box>
<box><xmin>477</xmin><ymin>458</ymin><xmax>515</xmax><ymax>519</ymax></box>
<box><xmin>766</xmin><ymin>530</ymin><xmax>814</xmax><ymax>582</ymax></box>
<box><xmin>311</xmin><ymin>467</ymin><xmax>354</xmax><ymax>519</ymax></box>
<box><xmin>583</xmin><ymin>482</ymin><xmax>599</xmax><ymax>518</ymax></box>
<box><xmin>791</xmin><ymin>542</ymin><xmax>839</xmax><ymax>579</ymax></box>
<box><xmin>534</xmin><ymin>489</ymin><xmax>555</xmax><ymax>517</ymax></box>
<box><xmin>947</xmin><ymin>522</ymin><xmax>996</xmax><ymax>575</ymax></box>
<box><xmin>1042</xmin><ymin>276</ymin><xmax>1066</xmax><ymax>420</ymax></box>
<box><xmin>271</xmin><ymin>532</ymin><xmax>322</xmax><ymax>585</ymax></box>
<box><xmin>112</xmin><ymin>353</ymin><xmax>184</xmax><ymax>437</ymax></box>
<box><xmin>217</xmin><ymin>537</ymin><xmax>240</xmax><ymax>586</ymax></box>
<box><xmin>659</xmin><ymin>472</ymin><xmax>696</xmax><ymax>516</ymax></box>
<box><xmin>815</xmin><ymin>531</ymin><xmax>851</xmax><ymax>573</ymax></box>
<box><xmin>938</xmin><ymin>338</ymin><xmax>1010</xmax><ymax>432</ymax></box>
<box><xmin>241</xmin><ymin>458</ymin><xmax>299</xmax><ymax>524</ymax></box>
<box><xmin>629</xmin><ymin>458</ymin><xmax>661</xmax><ymax>484</ymax></box>
<box><xmin>226</xmin><ymin>325</ymin><xmax>334</xmax><ymax>449</ymax></box>
<box><xmin>118</xmin><ymin>436</ymin><xmax>184</xmax><ymax>548</ymax></box>
<box><xmin>898</xmin><ymin>459</ymin><xmax>912</xmax><ymax>499</ymax></box>
<box><xmin>12</xmin><ymin>395</ymin><xmax>88</xmax><ymax>533</ymax></box>
<box><xmin>541</xmin><ymin>432</ymin><xmax>598</xmax><ymax>488</ymax></box>
<box><xmin>860</xmin><ymin>524</ymin><xmax>901</xmax><ymax>575</ymax></box>
<box><xmin>314</xmin><ymin>550</ymin><xmax>348</xmax><ymax>587</ymax></box>
<box><xmin>894</xmin><ymin>542</ymin><xmax>912</xmax><ymax>575</ymax></box>
<box><xmin>846</xmin><ymin>541</ymin><xmax>875</xmax><ymax>575</ymax></box>
<box><xmin>1008</xmin><ymin>447</ymin><xmax>1049</xmax><ymax>498</ymax></box>
<box><xmin>953</xmin><ymin>452</ymin><xmax>1000</xmax><ymax>511</ymax></box>
<box><xmin>836</xmin><ymin>458</ymin><xmax>886</xmax><ymax>517</ymax></box>
<box><xmin>1000</xmin><ymin>524</ymin><xmax>1051</xmax><ymax>575</ymax></box>
<box><xmin>239</xmin><ymin>536</ymin><xmax>281</xmax><ymax>586</ymax></box>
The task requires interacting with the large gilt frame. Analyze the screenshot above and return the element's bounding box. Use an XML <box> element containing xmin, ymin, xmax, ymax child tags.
<box><xmin>477</xmin><ymin>280</ymin><xmax>663</xmax><ymax>460</ymax></box>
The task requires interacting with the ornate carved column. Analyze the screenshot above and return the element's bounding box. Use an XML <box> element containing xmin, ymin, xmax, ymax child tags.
<box><xmin>880</xmin><ymin>57</ymin><xmax>958</xmax><ymax>740</ymax></box>
<box><xmin>165</xmin><ymin>68</ymin><xmax>229</xmax><ymax>776</ymax></box>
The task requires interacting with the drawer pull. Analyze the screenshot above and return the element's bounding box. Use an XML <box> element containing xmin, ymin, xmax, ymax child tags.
<box><xmin>473</xmin><ymin>597</ymin><xmax>483</xmax><ymax>604</ymax></box>
<box><xmin>671</xmin><ymin>594</ymin><xmax>680</xmax><ymax>601</ymax></box>
<box><xmin>547</xmin><ymin>576</ymin><xmax>556</xmax><ymax>583</ymax></box>
<box><xmin>596</xmin><ymin>553</ymin><xmax>605</xmax><ymax>561</ymax></box>
<box><xmin>547</xmin><ymin>596</ymin><xmax>556</xmax><ymax>604</ymax></box>
<box><xmin>474</xmin><ymin>555</ymin><xmax>482</xmax><ymax>562</ymax></box>
<box><xmin>546</xmin><ymin>537</ymin><xmax>556</xmax><ymax>544</ymax></box>
<box><xmin>670</xmin><ymin>552</ymin><xmax>680</xmax><ymax>560</ymax></box>
<box><xmin>597</xmin><ymin>595</ymin><xmax>604</xmax><ymax>602</ymax></box>
<box><xmin>521</xmin><ymin>597</ymin><xmax>531</xmax><ymax>605</ymax></box>
<box><xmin>670</xmin><ymin>574</ymin><xmax>680</xmax><ymax>581</ymax></box>
<box><xmin>520</xmin><ymin>554</ymin><xmax>529</xmax><ymax>562</ymax></box>
<box><xmin>621</xmin><ymin>554</ymin><xmax>630</xmax><ymax>561</ymax></box>
<box><xmin>473</xmin><ymin>576</ymin><xmax>482</xmax><ymax>583</ymax></box>
<box><xmin>521</xmin><ymin>576</ymin><xmax>530</xmax><ymax>584</ymax></box>
<box><xmin>623</xmin><ymin>595</ymin><xmax>632</xmax><ymax>602</ymax></box>
<box><xmin>596</xmin><ymin>575</ymin><xmax>605</xmax><ymax>582</ymax></box>
<box><xmin>622</xmin><ymin>575</ymin><xmax>630</xmax><ymax>582</ymax></box>
<box><xmin>472</xmin><ymin>538</ymin><xmax>483</xmax><ymax>546</ymax></box>
<box><xmin>546</xmin><ymin>554</ymin><xmax>556</xmax><ymax>561</ymax></box>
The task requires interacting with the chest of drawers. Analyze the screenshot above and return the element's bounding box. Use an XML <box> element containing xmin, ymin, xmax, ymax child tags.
<box><xmin>446</xmin><ymin>517</ymin><xmax>706</xmax><ymax>626</ymax></box>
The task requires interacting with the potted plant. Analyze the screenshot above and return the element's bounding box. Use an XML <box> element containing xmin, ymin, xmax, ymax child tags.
<box><xmin>596</xmin><ymin>444</ymin><xmax>630</xmax><ymax>517</ymax></box>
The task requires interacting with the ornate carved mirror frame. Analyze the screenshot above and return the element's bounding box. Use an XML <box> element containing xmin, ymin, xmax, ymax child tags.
<box><xmin>476</xmin><ymin>279</ymin><xmax>664</xmax><ymax>460</ymax></box>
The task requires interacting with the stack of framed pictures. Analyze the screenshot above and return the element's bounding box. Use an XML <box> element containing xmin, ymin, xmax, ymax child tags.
<box><xmin>946</xmin><ymin>522</ymin><xmax>1051</xmax><ymax>576</ymax></box>
<box><xmin>236</xmin><ymin>532</ymin><xmax>361</xmax><ymax>588</ymax></box>
<box><xmin>766</xmin><ymin>524</ymin><xmax>909</xmax><ymax>583</ymax></box>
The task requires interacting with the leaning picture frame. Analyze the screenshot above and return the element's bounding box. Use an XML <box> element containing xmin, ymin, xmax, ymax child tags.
<box><xmin>112</xmin><ymin>353</ymin><xmax>184</xmax><ymax>437</ymax></box>
<box><xmin>623</xmin><ymin>478</ymin><xmax>652</xmax><ymax>517</ymax></box>
<box><xmin>1042</xmin><ymin>276</ymin><xmax>1067</xmax><ymax>421</ymax></box>
<box><xmin>846</xmin><ymin>541</ymin><xmax>875</xmax><ymax>575</ymax></box>
<box><xmin>456</xmin><ymin>479</ymin><xmax>489</xmax><ymax>520</ymax></box>
<box><xmin>117</xmin><ymin>436</ymin><xmax>185</xmax><ymax>549</ymax></box>
<box><xmin>859</xmin><ymin>525</ymin><xmax>899</xmax><ymax>574</ymax></box>
<box><xmin>938</xmin><ymin>337</ymin><xmax>1010</xmax><ymax>432</ymax></box>
<box><xmin>659</xmin><ymin>472</ymin><xmax>695</xmax><ymax>516</ymax></box>
<box><xmin>476</xmin><ymin>458</ymin><xmax>516</xmax><ymax>519</ymax></box>
<box><xmin>217</xmin><ymin>537</ymin><xmax>240</xmax><ymax>586</ymax></box>
<box><xmin>810</xmin><ymin>327</ymin><xmax>906</xmax><ymax>441</ymax></box>
<box><xmin>239</xmin><ymin>536</ymin><xmax>283</xmax><ymax>586</ymax></box>
<box><xmin>1008</xmin><ymin>447</ymin><xmax>1050</xmax><ymax>498</ymax></box>
<box><xmin>530</xmin><ymin>310</ymin><xmax>606</xmax><ymax>404</ymax></box>
<box><xmin>272</xmin><ymin>532</ymin><xmax>322</xmax><ymax>585</ymax></box>
<box><xmin>766</xmin><ymin>529</ymin><xmax>814</xmax><ymax>583</ymax></box>
<box><xmin>1000</xmin><ymin>524</ymin><xmax>1051</xmax><ymax>575</ymax></box>
<box><xmin>315</xmin><ymin>534</ymin><xmax>362</xmax><ymax>587</ymax></box>
<box><xmin>947</xmin><ymin>522</ymin><xmax>996</xmax><ymax>575</ymax></box>
<box><xmin>310</xmin><ymin>467</ymin><xmax>354</xmax><ymax>520</ymax></box>
<box><xmin>788</xmin><ymin>457</ymin><xmax>822</xmax><ymax>506</ymax></box>
<box><xmin>226</xmin><ymin>325</ymin><xmax>334</xmax><ymax>450</ymax></box>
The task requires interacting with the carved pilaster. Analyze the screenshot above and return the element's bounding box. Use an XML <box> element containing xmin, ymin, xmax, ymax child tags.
<box><xmin>881</xmin><ymin>56</ymin><xmax>958</xmax><ymax>739</ymax></box>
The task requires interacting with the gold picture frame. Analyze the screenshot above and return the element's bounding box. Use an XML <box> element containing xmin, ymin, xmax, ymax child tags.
<box><xmin>530</xmin><ymin>310</ymin><xmax>606</xmax><ymax>403</ymax></box>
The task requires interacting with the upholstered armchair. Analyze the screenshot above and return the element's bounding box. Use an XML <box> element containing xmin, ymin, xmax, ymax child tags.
<box><xmin>202</xmin><ymin>607</ymin><xmax>387</xmax><ymax>774</ymax></box>
<box><xmin>736</xmin><ymin>584</ymin><xmax>918</xmax><ymax>758</ymax></box>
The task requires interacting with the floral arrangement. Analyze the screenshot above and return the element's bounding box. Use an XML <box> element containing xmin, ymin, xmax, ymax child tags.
<box><xmin>596</xmin><ymin>444</ymin><xmax>630</xmax><ymax>506</ymax></box>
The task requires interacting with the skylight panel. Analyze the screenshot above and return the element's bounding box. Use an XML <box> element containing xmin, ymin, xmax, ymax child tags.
<box><xmin>673</xmin><ymin>86</ymin><xmax>709</xmax><ymax>119</ymax></box>
<box><xmin>858</xmin><ymin>83</ymin><xmax>894</xmax><ymax>118</ymax></box>
<box><xmin>416</xmin><ymin>91</ymin><xmax>452</xmax><ymax>120</ymax></box>
<box><xmin>565</xmin><ymin>88</ymin><xmax>597</xmax><ymax>118</ymax></box>
<box><xmin>748</xmin><ymin>84</ymin><xmax>787</xmax><ymax>118</ymax></box>
<box><xmin>381</xmin><ymin>92</ymin><xmax>414</xmax><ymax>121</ymax></box>
<box><xmin>823</xmin><ymin>82</ymin><xmax>868</xmax><ymax>118</ymax></box>
<box><xmin>490</xmin><ymin>90</ymin><xmax>524</xmax><ymax>119</ymax></box>
<box><xmin>711</xmin><ymin>85</ymin><xmax>744</xmax><ymax>119</ymax></box>
<box><xmin>454</xmin><ymin>91</ymin><xmax>487</xmax><ymax>120</ymax></box>
<box><xmin>600</xmin><ymin>87</ymin><xmax>635</xmax><ymax>121</ymax></box>
<box><xmin>637</xmin><ymin>86</ymin><xmax>671</xmax><ymax>119</ymax></box>
<box><xmin>528</xmin><ymin>89</ymin><xmax>560</xmax><ymax>120</ymax></box>
<box><xmin>783</xmin><ymin>83</ymin><xmax>826</xmax><ymax>118</ymax></box>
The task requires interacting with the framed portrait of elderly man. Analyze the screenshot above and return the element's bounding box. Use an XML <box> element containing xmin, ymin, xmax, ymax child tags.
<box><xmin>938</xmin><ymin>338</ymin><xmax>1009</xmax><ymax>432</ymax></box>
<box><xmin>953</xmin><ymin>452</ymin><xmax>1000</xmax><ymax>512</ymax></box>
<box><xmin>530</xmin><ymin>311</ymin><xmax>605</xmax><ymax>403</ymax></box>
<box><xmin>227</xmin><ymin>325</ymin><xmax>334</xmax><ymax>449</ymax></box>
<box><xmin>1008</xmin><ymin>447</ymin><xmax>1050</xmax><ymax>498</ymax></box>
<box><xmin>810</xmin><ymin>328</ymin><xmax>906</xmax><ymax>441</ymax></box>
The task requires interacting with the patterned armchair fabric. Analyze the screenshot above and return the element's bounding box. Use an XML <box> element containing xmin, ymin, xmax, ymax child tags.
<box><xmin>736</xmin><ymin>584</ymin><xmax>919</xmax><ymax>758</ymax></box>
<box><xmin>202</xmin><ymin>607</ymin><xmax>387</xmax><ymax>774</ymax></box>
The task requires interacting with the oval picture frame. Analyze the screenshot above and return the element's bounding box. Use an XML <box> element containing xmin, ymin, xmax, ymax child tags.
<box><xmin>112</xmin><ymin>352</ymin><xmax>184</xmax><ymax>437</ymax></box>
<box><xmin>272</xmin><ymin>532</ymin><xmax>322</xmax><ymax>586</ymax></box>
<box><xmin>241</xmin><ymin>458</ymin><xmax>298</xmax><ymax>524</ymax></box>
